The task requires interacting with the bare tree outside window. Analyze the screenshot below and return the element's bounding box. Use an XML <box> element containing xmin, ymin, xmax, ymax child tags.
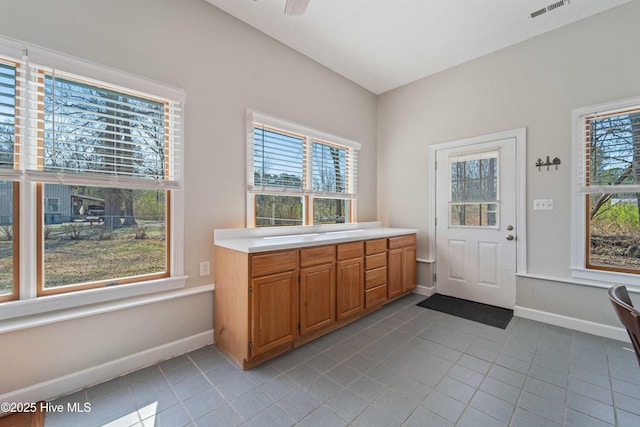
<box><xmin>587</xmin><ymin>111</ymin><xmax>640</xmax><ymax>272</ymax></box>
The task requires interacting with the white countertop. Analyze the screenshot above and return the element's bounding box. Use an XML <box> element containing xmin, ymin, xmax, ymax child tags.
<box><xmin>214</xmin><ymin>222</ymin><xmax>417</xmax><ymax>253</ymax></box>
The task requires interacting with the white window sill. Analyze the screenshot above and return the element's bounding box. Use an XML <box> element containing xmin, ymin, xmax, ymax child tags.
<box><xmin>0</xmin><ymin>276</ymin><xmax>188</xmax><ymax>324</ymax></box>
<box><xmin>570</xmin><ymin>267</ymin><xmax>640</xmax><ymax>289</ymax></box>
<box><xmin>518</xmin><ymin>271</ymin><xmax>640</xmax><ymax>294</ymax></box>
<box><xmin>0</xmin><ymin>280</ymin><xmax>217</xmax><ymax>335</ymax></box>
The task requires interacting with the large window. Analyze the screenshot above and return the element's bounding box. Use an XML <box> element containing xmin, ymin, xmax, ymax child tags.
<box><xmin>0</xmin><ymin>37</ymin><xmax>184</xmax><ymax>303</ymax></box>
<box><xmin>572</xmin><ymin>97</ymin><xmax>640</xmax><ymax>282</ymax></box>
<box><xmin>247</xmin><ymin>111</ymin><xmax>359</xmax><ymax>227</ymax></box>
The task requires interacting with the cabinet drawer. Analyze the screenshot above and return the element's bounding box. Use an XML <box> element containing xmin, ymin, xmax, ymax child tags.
<box><xmin>251</xmin><ymin>250</ymin><xmax>297</xmax><ymax>277</ymax></box>
<box><xmin>388</xmin><ymin>234</ymin><xmax>416</xmax><ymax>249</ymax></box>
<box><xmin>365</xmin><ymin>253</ymin><xmax>386</xmax><ymax>270</ymax></box>
<box><xmin>300</xmin><ymin>245</ymin><xmax>336</xmax><ymax>267</ymax></box>
<box><xmin>365</xmin><ymin>238</ymin><xmax>387</xmax><ymax>255</ymax></box>
<box><xmin>365</xmin><ymin>266</ymin><xmax>387</xmax><ymax>290</ymax></box>
<box><xmin>337</xmin><ymin>241</ymin><xmax>364</xmax><ymax>261</ymax></box>
<box><xmin>365</xmin><ymin>284</ymin><xmax>387</xmax><ymax>308</ymax></box>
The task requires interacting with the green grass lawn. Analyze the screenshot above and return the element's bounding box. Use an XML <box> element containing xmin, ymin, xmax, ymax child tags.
<box><xmin>0</xmin><ymin>222</ymin><xmax>166</xmax><ymax>294</ymax></box>
<box><xmin>0</xmin><ymin>241</ymin><xmax>12</xmax><ymax>295</ymax></box>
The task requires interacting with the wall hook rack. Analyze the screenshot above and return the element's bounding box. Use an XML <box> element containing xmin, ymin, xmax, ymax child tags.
<box><xmin>536</xmin><ymin>155</ymin><xmax>561</xmax><ymax>171</ymax></box>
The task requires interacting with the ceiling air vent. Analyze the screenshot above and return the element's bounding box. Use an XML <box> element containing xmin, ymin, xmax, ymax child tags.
<box><xmin>530</xmin><ymin>7</ymin><xmax>547</xmax><ymax>18</ymax></box>
<box><xmin>530</xmin><ymin>0</ymin><xmax>570</xmax><ymax>19</ymax></box>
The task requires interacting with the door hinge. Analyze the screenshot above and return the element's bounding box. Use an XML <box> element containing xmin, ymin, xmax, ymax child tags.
<box><xmin>249</xmin><ymin>341</ymin><xmax>253</xmax><ymax>353</ymax></box>
<box><xmin>249</xmin><ymin>286</ymin><xmax>253</xmax><ymax>294</ymax></box>
<box><xmin>435</xmin><ymin>160</ymin><xmax>437</xmax><ymax>170</ymax></box>
<box><xmin>435</xmin><ymin>217</ymin><xmax>437</xmax><ymax>226</ymax></box>
<box><xmin>297</xmin><ymin>322</ymin><xmax>300</xmax><ymax>332</ymax></box>
<box><xmin>433</xmin><ymin>273</ymin><xmax>437</xmax><ymax>283</ymax></box>
<box><xmin>298</xmin><ymin>275</ymin><xmax>300</xmax><ymax>284</ymax></box>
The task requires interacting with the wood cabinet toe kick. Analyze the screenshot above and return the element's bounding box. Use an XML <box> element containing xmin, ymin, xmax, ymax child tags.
<box><xmin>214</xmin><ymin>233</ymin><xmax>416</xmax><ymax>369</ymax></box>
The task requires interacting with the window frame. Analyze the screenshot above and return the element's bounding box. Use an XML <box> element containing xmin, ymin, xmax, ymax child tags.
<box><xmin>0</xmin><ymin>50</ymin><xmax>22</xmax><ymax>302</ymax></box>
<box><xmin>0</xmin><ymin>182</ymin><xmax>19</xmax><ymax>303</ymax></box>
<box><xmin>571</xmin><ymin>95</ymin><xmax>640</xmax><ymax>285</ymax></box>
<box><xmin>0</xmin><ymin>35</ymin><xmax>186</xmax><ymax>314</ymax></box>
<box><xmin>246</xmin><ymin>110</ymin><xmax>360</xmax><ymax>228</ymax></box>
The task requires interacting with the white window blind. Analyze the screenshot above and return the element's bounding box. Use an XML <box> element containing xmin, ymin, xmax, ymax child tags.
<box><xmin>23</xmin><ymin>65</ymin><xmax>183</xmax><ymax>190</ymax></box>
<box><xmin>0</xmin><ymin>55</ymin><xmax>25</xmax><ymax>181</ymax></box>
<box><xmin>311</xmin><ymin>139</ymin><xmax>358</xmax><ymax>197</ymax></box>
<box><xmin>247</xmin><ymin>110</ymin><xmax>359</xmax><ymax>198</ymax></box>
<box><xmin>252</xmin><ymin>124</ymin><xmax>305</xmax><ymax>192</ymax></box>
<box><xmin>576</xmin><ymin>100</ymin><xmax>640</xmax><ymax>194</ymax></box>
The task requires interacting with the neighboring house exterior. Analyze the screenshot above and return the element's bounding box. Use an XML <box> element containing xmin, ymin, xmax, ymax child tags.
<box><xmin>0</xmin><ymin>182</ymin><xmax>102</xmax><ymax>224</ymax></box>
<box><xmin>0</xmin><ymin>181</ymin><xmax>15</xmax><ymax>225</ymax></box>
<box><xmin>42</xmin><ymin>184</ymin><xmax>72</xmax><ymax>224</ymax></box>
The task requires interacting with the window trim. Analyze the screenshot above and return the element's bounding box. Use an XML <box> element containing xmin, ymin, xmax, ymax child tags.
<box><xmin>0</xmin><ymin>35</ymin><xmax>186</xmax><ymax>311</ymax></box>
<box><xmin>246</xmin><ymin>109</ymin><xmax>360</xmax><ymax>228</ymax></box>
<box><xmin>0</xmin><ymin>182</ymin><xmax>19</xmax><ymax>303</ymax></box>
<box><xmin>571</xmin><ymin>95</ymin><xmax>640</xmax><ymax>285</ymax></box>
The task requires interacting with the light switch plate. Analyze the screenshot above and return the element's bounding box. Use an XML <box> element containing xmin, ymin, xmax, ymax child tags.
<box><xmin>533</xmin><ymin>199</ymin><xmax>554</xmax><ymax>210</ymax></box>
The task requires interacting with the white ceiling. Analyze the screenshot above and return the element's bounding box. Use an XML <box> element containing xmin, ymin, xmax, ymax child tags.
<box><xmin>205</xmin><ymin>0</ymin><xmax>630</xmax><ymax>94</ymax></box>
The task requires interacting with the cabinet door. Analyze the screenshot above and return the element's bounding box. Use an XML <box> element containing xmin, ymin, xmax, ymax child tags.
<box><xmin>336</xmin><ymin>258</ymin><xmax>363</xmax><ymax>320</ymax></box>
<box><xmin>250</xmin><ymin>271</ymin><xmax>298</xmax><ymax>358</ymax></box>
<box><xmin>300</xmin><ymin>263</ymin><xmax>335</xmax><ymax>335</ymax></box>
<box><xmin>402</xmin><ymin>246</ymin><xmax>417</xmax><ymax>292</ymax></box>
<box><xmin>387</xmin><ymin>248</ymin><xmax>403</xmax><ymax>299</ymax></box>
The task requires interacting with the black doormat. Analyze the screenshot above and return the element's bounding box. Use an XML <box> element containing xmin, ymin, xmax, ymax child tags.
<box><xmin>417</xmin><ymin>294</ymin><xmax>513</xmax><ymax>329</ymax></box>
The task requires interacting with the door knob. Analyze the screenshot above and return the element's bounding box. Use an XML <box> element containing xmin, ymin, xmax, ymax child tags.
<box><xmin>506</xmin><ymin>225</ymin><xmax>514</xmax><ymax>231</ymax></box>
<box><xmin>506</xmin><ymin>234</ymin><xmax>515</xmax><ymax>241</ymax></box>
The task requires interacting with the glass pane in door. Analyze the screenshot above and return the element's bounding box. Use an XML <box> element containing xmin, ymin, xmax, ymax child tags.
<box><xmin>449</xmin><ymin>152</ymin><xmax>499</xmax><ymax>227</ymax></box>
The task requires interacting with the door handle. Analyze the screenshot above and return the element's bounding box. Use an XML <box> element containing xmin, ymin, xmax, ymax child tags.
<box><xmin>506</xmin><ymin>234</ymin><xmax>515</xmax><ymax>241</ymax></box>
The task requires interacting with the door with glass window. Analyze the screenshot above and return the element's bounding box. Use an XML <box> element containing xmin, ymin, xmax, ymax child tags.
<box><xmin>435</xmin><ymin>138</ymin><xmax>516</xmax><ymax>309</ymax></box>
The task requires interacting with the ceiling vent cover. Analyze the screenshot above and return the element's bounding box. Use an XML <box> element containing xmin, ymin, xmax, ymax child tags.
<box><xmin>530</xmin><ymin>0</ymin><xmax>570</xmax><ymax>19</ymax></box>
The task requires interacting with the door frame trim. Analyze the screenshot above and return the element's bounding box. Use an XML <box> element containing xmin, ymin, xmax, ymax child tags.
<box><xmin>427</xmin><ymin>128</ymin><xmax>527</xmax><ymax>279</ymax></box>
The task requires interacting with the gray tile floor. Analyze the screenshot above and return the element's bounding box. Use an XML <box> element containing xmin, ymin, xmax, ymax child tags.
<box><xmin>44</xmin><ymin>293</ymin><xmax>640</xmax><ymax>426</ymax></box>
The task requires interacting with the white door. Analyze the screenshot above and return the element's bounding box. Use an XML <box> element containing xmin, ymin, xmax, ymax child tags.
<box><xmin>435</xmin><ymin>137</ymin><xmax>517</xmax><ymax>309</ymax></box>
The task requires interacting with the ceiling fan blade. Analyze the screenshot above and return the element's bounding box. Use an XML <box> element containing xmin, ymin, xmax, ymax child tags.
<box><xmin>284</xmin><ymin>0</ymin><xmax>310</xmax><ymax>15</ymax></box>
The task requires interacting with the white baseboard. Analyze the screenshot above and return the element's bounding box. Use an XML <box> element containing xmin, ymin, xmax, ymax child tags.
<box><xmin>414</xmin><ymin>284</ymin><xmax>436</xmax><ymax>297</ymax></box>
<box><xmin>514</xmin><ymin>306</ymin><xmax>629</xmax><ymax>342</ymax></box>
<box><xmin>0</xmin><ymin>329</ymin><xmax>214</xmax><ymax>408</ymax></box>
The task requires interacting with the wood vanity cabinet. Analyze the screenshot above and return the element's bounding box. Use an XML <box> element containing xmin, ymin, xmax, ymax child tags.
<box><xmin>299</xmin><ymin>246</ymin><xmax>336</xmax><ymax>336</ymax></box>
<box><xmin>336</xmin><ymin>241</ymin><xmax>364</xmax><ymax>319</ymax></box>
<box><xmin>214</xmin><ymin>248</ymin><xmax>298</xmax><ymax>368</ymax></box>
<box><xmin>387</xmin><ymin>234</ymin><xmax>417</xmax><ymax>298</ymax></box>
<box><xmin>214</xmin><ymin>232</ymin><xmax>416</xmax><ymax>369</ymax></box>
<box><xmin>250</xmin><ymin>250</ymin><xmax>299</xmax><ymax>357</ymax></box>
<box><xmin>364</xmin><ymin>238</ymin><xmax>388</xmax><ymax>308</ymax></box>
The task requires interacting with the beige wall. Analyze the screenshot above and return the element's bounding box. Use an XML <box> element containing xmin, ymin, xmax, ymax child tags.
<box><xmin>0</xmin><ymin>0</ymin><xmax>377</xmax><ymax>400</ymax></box>
<box><xmin>377</xmin><ymin>0</ymin><xmax>640</xmax><ymax>329</ymax></box>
